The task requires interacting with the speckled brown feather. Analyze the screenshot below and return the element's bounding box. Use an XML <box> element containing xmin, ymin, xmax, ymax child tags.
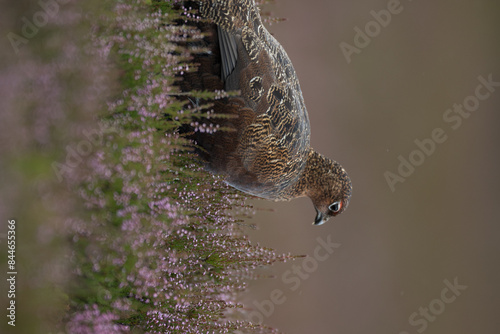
<box><xmin>181</xmin><ymin>0</ymin><xmax>352</xmax><ymax>224</ymax></box>
<box><xmin>199</xmin><ymin>0</ymin><xmax>310</xmax><ymax>199</ymax></box>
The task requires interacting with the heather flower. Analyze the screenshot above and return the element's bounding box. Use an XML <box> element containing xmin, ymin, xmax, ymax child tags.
<box><xmin>0</xmin><ymin>1</ymin><xmax>293</xmax><ymax>333</ymax></box>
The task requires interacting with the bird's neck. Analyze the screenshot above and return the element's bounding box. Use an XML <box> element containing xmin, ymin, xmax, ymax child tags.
<box><xmin>281</xmin><ymin>149</ymin><xmax>321</xmax><ymax>200</ymax></box>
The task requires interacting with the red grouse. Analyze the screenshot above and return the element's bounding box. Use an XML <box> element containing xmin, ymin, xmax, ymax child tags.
<box><xmin>180</xmin><ymin>0</ymin><xmax>352</xmax><ymax>225</ymax></box>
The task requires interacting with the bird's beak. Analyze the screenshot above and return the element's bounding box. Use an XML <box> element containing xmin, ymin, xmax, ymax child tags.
<box><xmin>313</xmin><ymin>208</ymin><xmax>326</xmax><ymax>226</ymax></box>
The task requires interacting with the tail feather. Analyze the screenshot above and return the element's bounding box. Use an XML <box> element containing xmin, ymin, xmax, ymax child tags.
<box><xmin>201</xmin><ymin>0</ymin><xmax>262</xmax><ymax>34</ymax></box>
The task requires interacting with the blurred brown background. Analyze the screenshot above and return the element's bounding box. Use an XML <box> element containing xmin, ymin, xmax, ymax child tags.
<box><xmin>245</xmin><ymin>0</ymin><xmax>500</xmax><ymax>333</ymax></box>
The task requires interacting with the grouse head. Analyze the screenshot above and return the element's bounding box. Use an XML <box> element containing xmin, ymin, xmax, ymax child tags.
<box><xmin>299</xmin><ymin>150</ymin><xmax>352</xmax><ymax>226</ymax></box>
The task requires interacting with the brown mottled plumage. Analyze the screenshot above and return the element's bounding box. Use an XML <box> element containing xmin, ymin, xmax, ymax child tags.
<box><xmin>181</xmin><ymin>0</ymin><xmax>352</xmax><ymax>225</ymax></box>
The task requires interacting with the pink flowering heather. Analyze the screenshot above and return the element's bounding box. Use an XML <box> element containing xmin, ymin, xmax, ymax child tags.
<box><xmin>66</xmin><ymin>304</ymin><xmax>130</xmax><ymax>334</ymax></box>
<box><xmin>1</xmin><ymin>1</ymin><xmax>293</xmax><ymax>333</ymax></box>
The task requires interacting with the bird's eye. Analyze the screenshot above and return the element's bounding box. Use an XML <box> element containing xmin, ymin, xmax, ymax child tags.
<box><xmin>329</xmin><ymin>201</ymin><xmax>342</xmax><ymax>213</ymax></box>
